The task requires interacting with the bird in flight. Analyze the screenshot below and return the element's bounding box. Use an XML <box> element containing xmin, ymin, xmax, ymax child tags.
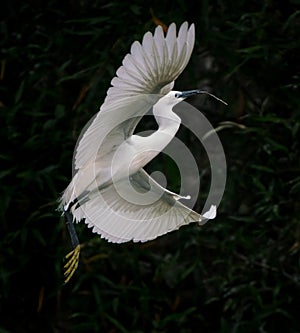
<box><xmin>60</xmin><ymin>22</ymin><xmax>225</xmax><ymax>283</ymax></box>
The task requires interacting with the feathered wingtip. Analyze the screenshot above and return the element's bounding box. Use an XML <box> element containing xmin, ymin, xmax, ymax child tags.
<box><xmin>198</xmin><ymin>205</ymin><xmax>217</xmax><ymax>225</ymax></box>
<box><xmin>203</xmin><ymin>205</ymin><xmax>217</xmax><ymax>219</ymax></box>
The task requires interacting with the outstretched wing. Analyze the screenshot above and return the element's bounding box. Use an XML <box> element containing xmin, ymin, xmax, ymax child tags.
<box><xmin>75</xmin><ymin>22</ymin><xmax>195</xmax><ymax>170</ymax></box>
<box><xmin>72</xmin><ymin>169</ymin><xmax>216</xmax><ymax>243</ymax></box>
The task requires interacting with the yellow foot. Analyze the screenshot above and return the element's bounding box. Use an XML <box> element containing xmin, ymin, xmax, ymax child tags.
<box><xmin>64</xmin><ymin>244</ymin><xmax>81</xmax><ymax>284</ymax></box>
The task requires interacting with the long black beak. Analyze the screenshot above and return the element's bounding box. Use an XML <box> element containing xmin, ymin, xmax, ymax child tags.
<box><xmin>176</xmin><ymin>90</ymin><xmax>200</xmax><ymax>98</ymax></box>
<box><xmin>177</xmin><ymin>89</ymin><xmax>228</xmax><ymax>105</ymax></box>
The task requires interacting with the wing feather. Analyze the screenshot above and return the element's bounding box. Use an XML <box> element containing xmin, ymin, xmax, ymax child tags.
<box><xmin>166</xmin><ymin>23</ymin><xmax>177</xmax><ymax>58</ymax></box>
<box><xmin>71</xmin><ymin>169</ymin><xmax>215</xmax><ymax>243</ymax></box>
<box><xmin>74</xmin><ymin>22</ymin><xmax>195</xmax><ymax>170</ymax></box>
<box><xmin>154</xmin><ymin>25</ymin><xmax>166</xmax><ymax>64</ymax></box>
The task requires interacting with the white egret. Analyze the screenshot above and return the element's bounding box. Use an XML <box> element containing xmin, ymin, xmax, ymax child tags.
<box><xmin>60</xmin><ymin>22</ymin><xmax>225</xmax><ymax>283</ymax></box>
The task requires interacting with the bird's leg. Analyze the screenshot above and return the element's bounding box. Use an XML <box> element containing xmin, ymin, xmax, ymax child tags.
<box><xmin>63</xmin><ymin>207</ymin><xmax>81</xmax><ymax>283</ymax></box>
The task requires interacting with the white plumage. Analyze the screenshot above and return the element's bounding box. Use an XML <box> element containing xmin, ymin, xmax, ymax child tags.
<box><xmin>60</xmin><ymin>22</ymin><xmax>216</xmax><ymax>245</ymax></box>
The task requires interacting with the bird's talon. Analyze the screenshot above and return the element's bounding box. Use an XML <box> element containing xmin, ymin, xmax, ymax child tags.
<box><xmin>64</xmin><ymin>244</ymin><xmax>81</xmax><ymax>283</ymax></box>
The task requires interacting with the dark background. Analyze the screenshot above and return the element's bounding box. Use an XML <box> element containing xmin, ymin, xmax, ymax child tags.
<box><xmin>1</xmin><ymin>0</ymin><xmax>300</xmax><ymax>332</ymax></box>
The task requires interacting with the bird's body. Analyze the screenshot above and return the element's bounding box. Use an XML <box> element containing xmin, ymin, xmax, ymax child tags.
<box><xmin>60</xmin><ymin>22</ymin><xmax>222</xmax><ymax>281</ymax></box>
<box><xmin>63</xmin><ymin>93</ymin><xmax>182</xmax><ymax>208</ymax></box>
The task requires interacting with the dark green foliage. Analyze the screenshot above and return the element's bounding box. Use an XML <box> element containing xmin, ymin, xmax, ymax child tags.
<box><xmin>1</xmin><ymin>0</ymin><xmax>299</xmax><ymax>332</ymax></box>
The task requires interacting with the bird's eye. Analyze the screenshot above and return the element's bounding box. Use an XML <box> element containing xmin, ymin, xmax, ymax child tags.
<box><xmin>175</xmin><ymin>93</ymin><xmax>180</xmax><ymax>98</ymax></box>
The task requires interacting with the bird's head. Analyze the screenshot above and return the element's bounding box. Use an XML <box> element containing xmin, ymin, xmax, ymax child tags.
<box><xmin>173</xmin><ymin>90</ymin><xmax>202</xmax><ymax>99</ymax></box>
<box><xmin>162</xmin><ymin>90</ymin><xmax>201</xmax><ymax>108</ymax></box>
<box><xmin>154</xmin><ymin>89</ymin><xmax>227</xmax><ymax>126</ymax></box>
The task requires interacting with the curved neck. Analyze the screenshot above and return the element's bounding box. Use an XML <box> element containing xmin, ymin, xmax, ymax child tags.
<box><xmin>143</xmin><ymin>102</ymin><xmax>181</xmax><ymax>152</ymax></box>
<box><xmin>129</xmin><ymin>100</ymin><xmax>181</xmax><ymax>169</ymax></box>
<box><xmin>153</xmin><ymin>101</ymin><xmax>181</xmax><ymax>132</ymax></box>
